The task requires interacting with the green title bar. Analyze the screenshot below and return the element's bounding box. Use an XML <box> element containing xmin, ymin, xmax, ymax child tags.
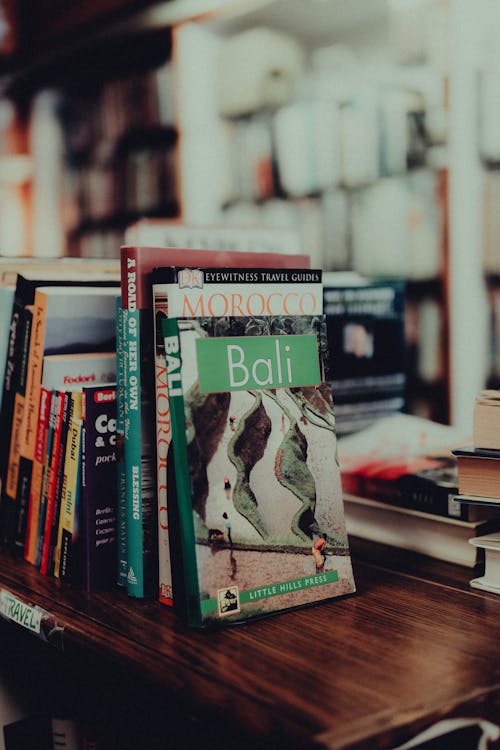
<box><xmin>196</xmin><ymin>334</ymin><xmax>320</xmax><ymax>393</ymax></box>
<box><xmin>200</xmin><ymin>570</ymin><xmax>338</xmax><ymax>614</ymax></box>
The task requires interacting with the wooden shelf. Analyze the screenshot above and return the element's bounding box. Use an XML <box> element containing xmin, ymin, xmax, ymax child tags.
<box><xmin>1</xmin><ymin>547</ymin><xmax>500</xmax><ymax>749</ymax></box>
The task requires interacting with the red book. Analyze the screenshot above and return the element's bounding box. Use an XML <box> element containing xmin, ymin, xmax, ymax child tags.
<box><xmin>24</xmin><ymin>386</ymin><xmax>52</xmax><ymax>564</ymax></box>
<box><xmin>39</xmin><ymin>391</ymin><xmax>66</xmax><ymax>575</ymax></box>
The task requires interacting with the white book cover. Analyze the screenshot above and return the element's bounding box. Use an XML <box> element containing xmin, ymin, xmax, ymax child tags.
<box><xmin>42</xmin><ymin>351</ymin><xmax>116</xmax><ymax>389</ymax></box>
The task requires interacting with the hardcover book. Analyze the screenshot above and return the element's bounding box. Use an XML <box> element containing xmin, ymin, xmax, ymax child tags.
<box><xmin>163</xmin><ymin>314</ymin><xmax>355</xmax><ymax>627</ymax></box>
<box><xmin>473</xmin><ymin>390</ymin><xmax>500</xmax><ymax>450</ymax></box>
<box><xmin>453</xmin><ymin>446</ymin><xmax>500</xmax><ymax>499</ymax></box>
<box><xmin>120</xmin><ymin>244</ymin><xmax>310</xmax><ymax>600</ymax></box>
<box><xmin>151</xmin><ymin>265</ymin><xmax>322</xmax><ymax>606</ymax></box>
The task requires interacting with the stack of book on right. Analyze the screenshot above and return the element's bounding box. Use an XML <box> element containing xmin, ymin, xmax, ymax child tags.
<box><xmin>338</xmin><ymin>413</ymin><xmax>500</xmax><ymax>568</ymax></box>
<box><xmin>452</xmin><ymin>390</ymin><xmax>500</xmax><ymax>591</ymax></box>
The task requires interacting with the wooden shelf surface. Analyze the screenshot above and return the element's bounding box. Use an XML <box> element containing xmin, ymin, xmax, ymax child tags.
<box><xmin>1</xmin><ymin>549</ymin><xmax>500</xmax><ymax>749</ymax></box>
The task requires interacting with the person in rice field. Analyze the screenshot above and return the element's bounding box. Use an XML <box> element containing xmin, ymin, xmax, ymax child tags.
<box><xmin>312</xmin><ymin>533</ymin><xmax>327</xmax><ymax>571</ymax></box>
<box><xmin>222</xmin><ymin>512</ymin><xmax>233</xmax><ymax>546</ymax></box>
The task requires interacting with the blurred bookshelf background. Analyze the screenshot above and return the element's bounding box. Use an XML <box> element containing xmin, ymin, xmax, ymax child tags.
<box><xmin>0</xmin><ymin>0</ymin><xmax>497</xmax><ymax>430</ymax></box>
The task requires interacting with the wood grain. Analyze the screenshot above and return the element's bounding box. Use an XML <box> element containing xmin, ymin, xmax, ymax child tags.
<box><xmin>0</xmin><ymin>549</ymin><xmax>500</xmax><ymax>748</ymax></box>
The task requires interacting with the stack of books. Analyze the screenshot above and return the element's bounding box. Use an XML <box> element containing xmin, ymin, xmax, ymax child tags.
<box><xmin>452</xmin><ymin>390</ymin><xmax>500</xmax><ymax>507</ymax></box>
<box><xmin>337</xmin><ymin>413</ymin><xmax>500</xmax><ymax>568</ymax></box>
<box><xmin>450</xmin><ymin>390</ymin><xmax>500</xmax><ymax>592</ymax></box>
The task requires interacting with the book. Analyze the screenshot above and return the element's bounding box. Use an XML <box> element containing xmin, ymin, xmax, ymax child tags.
<box><xmin>14</xmin><ymin>285</ymin><xmax>118</xmax><ymax>557</ymax></box>
<box><xmin>0</xmin><ymin>304</ymin><xmax>33</xmax><ymax>547</ymax></box>
<box><xmin>24</xmin><ymin>385</ymin><xmax>53</xmax><ymax>564</ymax></box>
<box><xmin>453</xmin><ymin>446</ymin><xmax>500</xmax><ymax>499</ymax></box>
<box><xmin>343</xmin><ymin>493</ymin><xmax>500</xmax><ymax>568</ymax></box>
<box><xmin>473</xmin><ymin>390</ymin><xmax>500</xmax><ymax>449</ymax></box>
<box><xmin>322</xmin><ymin>274</ymin><xmax>406</xmax><ymax>435</ymax></box>
<box><xmin>0</xmin><ymin>283</ymin><xmax>15</xmax><ymax>413</ymax></box>
<box><xmin>35</xmin><ymin>390</ymin><xmax>65</xmax><ymax>569</ymax></box>
<box><xmin>55</xmin><ymin>390</ymin><xmax>83</xmax><ymax>581</ymax></box>
<box><xmin>151</xmin><ymin>265</ymin><xmax>323</xmax><ymax>606</ymax></box>
<box><xmin>124</xmin><ymin>218</ymin><xmax>302</xmax><ymax>255</ymax></box>
<box><xmin>469</xmin><ymin>532</ymin><xmax>500</xmax><ymax>593</ymax></box>
<box><xmin>81</xmin><ymin>384</ymin><xmax>117</xmax><ymax>592</ymax></box>
<box><xmin>120</xmin><ymin>244</ymin><xmax>310</xmax><ymax>600</ymax></box>
<box><xmin>163</xmin><ymin>314</ymin><xmax>355</xmax><ymax>628</ymax></box>
<box><xmin>338</xmin><ymin>414</ymin><xmax>478</xmax><ymax>520</ymax></box>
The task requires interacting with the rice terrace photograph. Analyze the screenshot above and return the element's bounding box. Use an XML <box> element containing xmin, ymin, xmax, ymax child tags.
<box><xmin>168</xmin><ymin>315</ymin><xmax>356</xmax><ymax>626</ymax></box>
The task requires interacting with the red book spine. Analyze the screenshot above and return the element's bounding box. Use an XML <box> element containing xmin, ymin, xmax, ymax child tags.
<box><xmin>39</xmin><ymin>392</ymin><xmax>66</xmax><ymax>575</ymax></box>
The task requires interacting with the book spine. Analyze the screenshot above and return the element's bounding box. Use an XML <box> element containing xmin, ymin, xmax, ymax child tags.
<box><xmin>39</xmin><ymin>391</ymin><xmax>66</xmax><ymax>574</ymax></box>
<box><xmin>121</xmin><ymin>247</ymin><xmax>157</xmax><ymax>599</ymax></box>
<box><xmin>0</xmin><ymin>303</ymin><xmax>27</xmax><ymax>544</ymax></box>
<box><xmin>35</xmin><ymin>391</ymin><xmax>59</xmax><ymax>568</ymax></box>
<box><xmin>12</xmin><ymin>290</ymin><xmax>48</xmax><ymax>551</ymax></box>
<box><xmin>162</xmin><ymin>317</ymin><xmax>201</xmax><ymax>627</ymax></box>
<box><xmin>46</xmin><ymin>390</ymin><xmax>73</xmax><ymax>575</ymax></box>
<box><xmin>24</xmin><ymin>386</ymin><xmax>53</xmax><ymax>564</ymax></box>
<box><xmin>0</xmin><ymin>300</ymin><xmax>23</xmax><ymax>495</ymax></box>
<box><xmin>396</xmin><ymin>477</ymin><xmax>469</xmax><ymax>520</ymax></box>
<box><xmin>56</xmin><ymin>391</ymin><xmax>83</xmax><ymax>581</ymax></box>
<box><xmin>81</xmin><ymin>386</ymin><xmax>117</xmax><ymax>592</ymax></box>
<box><xmin>152</xmin><ymin>286</ymin><xmax>173</xmax><ymax>606</ymax></box>
<box><xmin>115</xmin><ymin>301</ymin><xmax>128</xmax><ymax>587</ymax></box>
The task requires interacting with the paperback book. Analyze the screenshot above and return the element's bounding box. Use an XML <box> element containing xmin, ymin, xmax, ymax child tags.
<box><xmin>151</xmin><ymin>265</ymin><xmax>322</xmax><ymax>606</ymax></box>
<box><xmin>322</xmin><ymin>274</ymin><xmax>406</xmax><ymax>434</ymax></box>
<box><xmin>163</xmin><ymin>314</ymin><xmax>355</xmax><ymax>628</ymax></box>
<box><xmin>81</xmin><ymin>384</ymin><xmax>117</xmax><ymax>592</ymax></box>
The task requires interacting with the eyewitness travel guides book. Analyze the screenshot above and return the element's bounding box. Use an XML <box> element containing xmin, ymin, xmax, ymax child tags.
<box><xmin>163</xmin><ymin>314</ymin><xmax>355</xmax><ymax>628</ymax></box>
<box><xmin>151</xmin><ymin>266</ymin><xmax>322</xmax><ymax>606</ymax></box>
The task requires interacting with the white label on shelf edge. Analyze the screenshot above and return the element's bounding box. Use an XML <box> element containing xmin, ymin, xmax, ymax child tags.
<box><xmin>0</xmin><ymin>589</ymin><xmax>43</xmax><ymax>634</ymax></box>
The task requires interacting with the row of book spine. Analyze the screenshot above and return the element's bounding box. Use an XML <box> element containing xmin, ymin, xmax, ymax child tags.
<box><xmin>0</xmin><ymin>220</ymin><xmax>405</xmax><ymax>606</ymax></box>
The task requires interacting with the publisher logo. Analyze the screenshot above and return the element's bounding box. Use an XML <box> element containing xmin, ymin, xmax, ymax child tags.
<box><xmin>178</xmin><ymin>268</ymin><xmax>204</xmax><ymax>289</ymax></box>
<box><xmin>127</xmin><ymin>566</ymin><xmax>138</xmax><ymax>585</ymax></box>
<box><xmin>217</xmin><ymin>586</ymin><xmax>240</xmax><ymax>617</ymax></box>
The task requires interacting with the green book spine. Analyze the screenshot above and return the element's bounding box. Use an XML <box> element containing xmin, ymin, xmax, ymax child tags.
<box><xmin>161</xmin><ymin>317</ymin><xmax>201</xmax><ymax>627</ymax></box>
<box><xmin>123</xmin><ymin>306</ymin><xmax>144</xmax><ymax>597</ymax></box>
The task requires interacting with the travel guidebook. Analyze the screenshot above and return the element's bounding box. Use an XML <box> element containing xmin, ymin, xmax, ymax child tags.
<box><xmin>163</xmin><ymin>314</ymin><xmax>356</xmax><ymax>628</ymax></box>
<box><xmin>151</xmin><ymin>265</ymin><xmax>322</xmax><ymax>606</ymax></box>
